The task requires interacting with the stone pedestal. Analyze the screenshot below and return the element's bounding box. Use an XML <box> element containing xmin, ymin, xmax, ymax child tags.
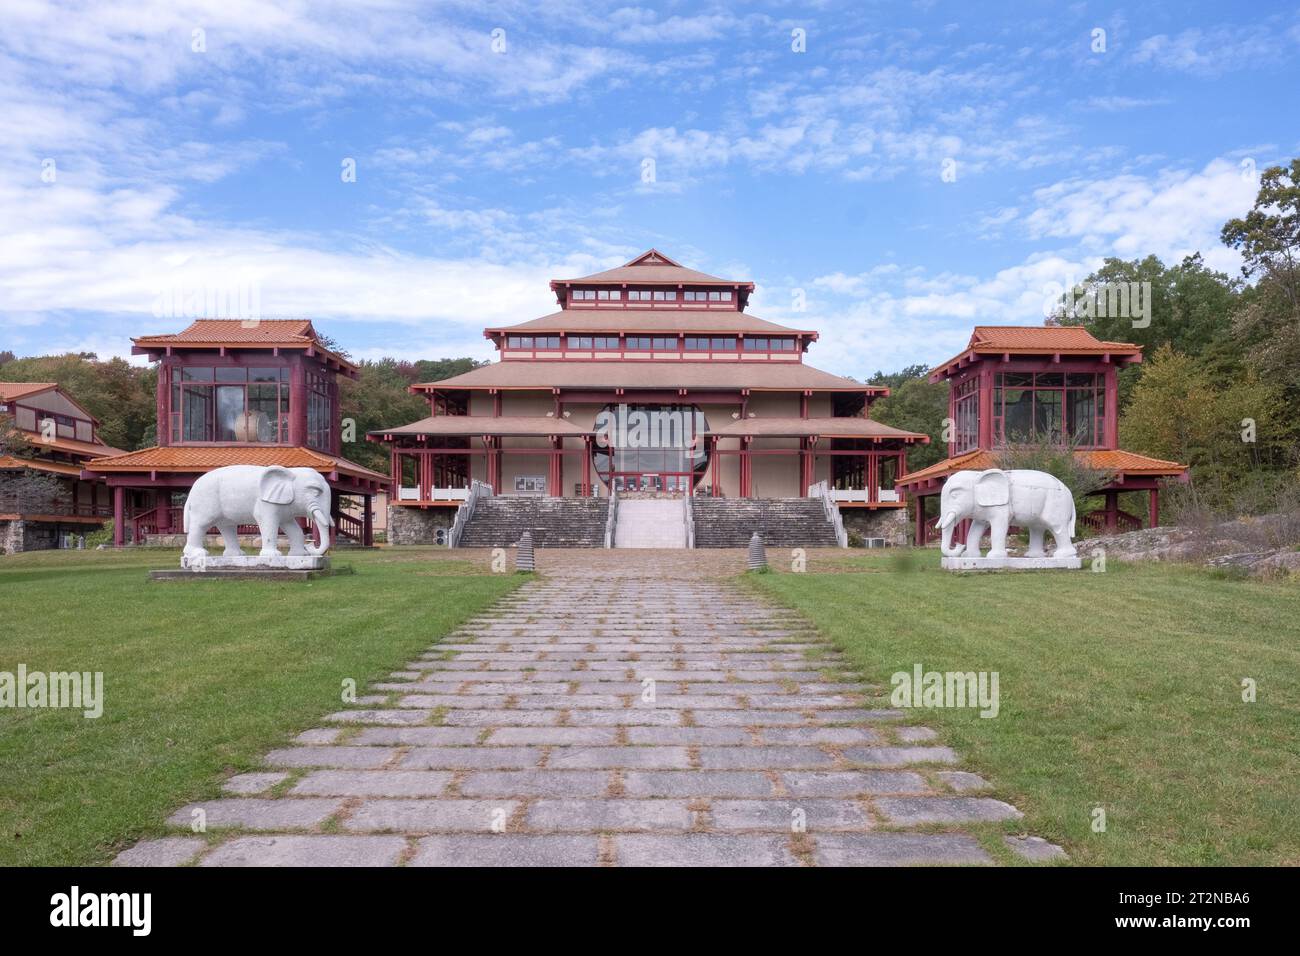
<box><xmin>151</xmin><ymin>554</ymin><xmax>332</xmax><ymax>581</ymax></box>
<box><xmin>942</xmin><ymin>555</ymin><xmax>1082</xmax><ymax>572</ymax></box>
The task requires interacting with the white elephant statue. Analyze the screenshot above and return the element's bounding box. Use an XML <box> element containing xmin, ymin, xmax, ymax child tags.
<box><xmin>182</xmin><ymin>465</ymin><xmax>334</xmax><ymax>567</ymax></box>
<box><xmin>937</xmin><ymin>468</ymin><xmax>1076</xmax><ymax>560</ymax></box>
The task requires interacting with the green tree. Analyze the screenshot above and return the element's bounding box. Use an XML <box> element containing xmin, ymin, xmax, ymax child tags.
<box><xmin>868</xmin><ymin>368</ymin><xmax>949</xmax><ymax>473</ymax></box>
<box><xmin>1221</xmin><ymin>159</ymin><xmax>1300</xmax><ymax>394</ymax></box>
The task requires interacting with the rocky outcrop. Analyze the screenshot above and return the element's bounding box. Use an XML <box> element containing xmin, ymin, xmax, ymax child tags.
<box><xmin>1076</xmin><ymin>512</ymin><xmax>1300</xmax><ymax>578</ymax></box>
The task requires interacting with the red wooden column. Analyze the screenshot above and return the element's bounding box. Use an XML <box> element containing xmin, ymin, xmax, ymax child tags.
<box><xmin>113</xmin><ymin>486</ymin><xmax>125</xmax><ymax>547</ymax></box>
<box><xmin>913</xmin><ymin>493</ymin><xmax>927</xmax><ymax>545</ymax></box>
<box><xmin>582</xmin><ymin>437</ymin><xmax>592</xmax><ymax>497</ymax></box>
<box><xmin>363</xmin><ymin>493</ymin><xmax>374</xmax><ymax>547</ymax></box>
<box><xmin>548</xmin><ymin>437</ymin><xmax>560</xmax><ymax>496</ymax></box>
<box><xmin>710</xmin><ymin>437</ymin><xmax>720</xmax><ymax>497</ymax></box>
<box><xmin>1104</xmin><ymin>490</ymin><xmax>1119</xmax><ymax>532</ymax></box>
<box><xmin>740</xmin><ymin>438</ymin><xmax>752</xmax><ymax>497</ymax></box>
<box><xmin>1148</xmin><ymin>488</ymin><xmax>1159</xmax><ymax>528</ymax></box>
<box><xmin>158</xmin><ymin>492</ymin><xmax>172</xmax><ymax>533</ymax></box>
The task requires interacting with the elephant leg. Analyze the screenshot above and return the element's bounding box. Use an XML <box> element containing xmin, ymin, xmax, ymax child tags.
<box><xmin>256</xmin><ymin>518</ymin><xmax>281</xmax><ymax>556</ymax></box>
<box><xmin>218</xmin><ymin>523</ymin><xmax>243</xmax><ymax>557</ymax></box>
<box><xmin>283</xmin><ymin>521</ymin><xmax>307</xmax><ymax>556</ymax></box>
<box><xmin>182</xmin><ymin>514</ymin><xmax>210</xmax><ymax>563</ymax></box>
<box><xmin>1025</xmin><ymin>526</ymin><xmax>1046</xmax><ymax>558</ymax></box>
<box><xmin>987</xmin><ymin>518</ymin><xmax>1009</xmax><ymax>559</ymax></box>
<box><xmin>1051</xmin><ymin>525</ymin><xmax>1077</xmax><ymax>557</ymax></box>
<box><xmin>964</xmin><ymin>520</ymin><xmax>987</xmax><ymax>557</ymax></box>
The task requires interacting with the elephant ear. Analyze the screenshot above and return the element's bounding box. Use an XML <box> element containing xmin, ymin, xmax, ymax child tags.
<box><xmin>259</xmin><ymin>466</ymin><xmax>295</xmax><ymax>505</ymax></box>
<box><xmin>975</xmin><ymin>469</ymin><xmax>1010</xmax><ymax>507</ymax></box>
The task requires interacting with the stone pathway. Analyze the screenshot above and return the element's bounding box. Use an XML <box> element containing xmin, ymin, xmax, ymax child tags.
<box><xmin>115</xmin><ymin>556</ymin><xmax>1064</xmax><ymax>867</ymax></box>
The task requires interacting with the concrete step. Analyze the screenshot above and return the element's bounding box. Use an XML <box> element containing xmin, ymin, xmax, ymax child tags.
<box><xmin>615</xmin><ymin>499</ymin><xmax>687</xmax><ymax>549</ymax></box>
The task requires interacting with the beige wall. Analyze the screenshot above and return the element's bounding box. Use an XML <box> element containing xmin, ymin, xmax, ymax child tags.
<box><xmin>458</xmin><ymin>388</ymin><xmax>849</xmax><ymax>498</ymax></box>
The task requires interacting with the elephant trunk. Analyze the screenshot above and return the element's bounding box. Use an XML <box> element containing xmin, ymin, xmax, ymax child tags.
<box><xmin>305</xmin><ymin>505</ymin><xmax>334</xmax><ymax>556</ymax></box>
<box><xmin>938</xmin><ymin>511</ymin><xmax>964</xmax><ymax>557</ymax></box>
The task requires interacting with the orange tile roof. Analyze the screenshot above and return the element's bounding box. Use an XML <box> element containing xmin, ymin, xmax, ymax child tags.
<box><xmin>0</xmin><ymin>455</ymin><xmax>84</xmax><ymax>476</ymax></box>
<box><xmin>707</xmin><ymin>417</ymin><xmax>929</xmax><ymax>441</ymax></box>
<box><xmin>897</xmin><ymin>448</ymin><xmax>1187</xmax><ymax>488</ymax></box>
<box><xmin>930</xmin><ymin>325</ymin><xmax>1143</xmax><ymax>380</ymax></box>
<box><xmin>132</xmin><ymin>320</ymin><xmax>357</xmax><ymax>371</ymax></box>
<box><xmin>84</xmin><ymin>445</ymin><xmax>388</xmax><ymax>482</ymax></box>
<box><xmin>489</xmin><ymin>309</ymin><xmax>812</xmax><ymax>336</ymax></box>
<box><xmin>18</xmin><ymin>434</ymin><xmax>124</xmax><ymax>459</ymax></box>
<box><xmin>0</xmin><ymin>382</ymin><xmax>59</xmax><ymax>402</ymax></box>
<box><xmin>554</xmin><ymin>250</ymin><xmax>747</xmax><ymax>287</ymax></box>
<box><xmin>372</xmin><ymin>416</ymin><xmax>592</xmax><ymax>438</ymax></box>
<box><xmin>414</xmin><ymin>359</ymin><xmax>882</xmax><ymax>393</ymax></box>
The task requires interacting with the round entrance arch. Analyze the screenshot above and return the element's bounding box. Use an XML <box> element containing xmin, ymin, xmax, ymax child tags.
<box><xmin>591</xmin><ymin>403</ymin><xmax>710</xmax><ymax>493</ymax></box>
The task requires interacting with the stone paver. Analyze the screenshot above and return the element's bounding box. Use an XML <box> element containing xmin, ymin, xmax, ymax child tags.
<box><xmin>114</xmin><ymin>551</ymin><xmax>1055</xmax><ymax>866</ymax></box>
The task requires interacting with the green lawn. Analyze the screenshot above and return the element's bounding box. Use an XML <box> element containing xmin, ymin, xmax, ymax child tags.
<box><xmin>0</xmin><ymin>547</ymin><xmax>520</xmax><ymax>866</ymax></box>
<box><xmin>747</xmin><ymin>553</ymin><xmax>1299</xmax><ymax>866</ymax></box>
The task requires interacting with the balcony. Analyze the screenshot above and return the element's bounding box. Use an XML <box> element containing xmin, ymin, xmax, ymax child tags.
<box><xmin>828</xmin><ymin>488</ymin><xmax>904</xmax><ymax>506</ymax></box>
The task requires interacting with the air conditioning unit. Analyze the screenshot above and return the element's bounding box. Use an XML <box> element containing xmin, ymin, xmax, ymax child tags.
<box><xmin>864</xmin><ymin>537</ymin><xmax>886</xmax><ymax>549</ymax></box>
<box><xmin>434</xmin><ymin>527</ymin><xmax>449</xmax><ymax>546</ymax></box>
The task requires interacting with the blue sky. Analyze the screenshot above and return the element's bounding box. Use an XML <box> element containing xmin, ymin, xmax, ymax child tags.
<box><xmin>2</xmin><ymin>0</ymin><xmax>1297</xmax><ymax>378</ymax></box>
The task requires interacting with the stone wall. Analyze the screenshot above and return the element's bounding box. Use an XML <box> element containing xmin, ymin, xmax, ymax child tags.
<box><xmin>840</xmin><ymin>507</ymin><xmax>910</xmax><ymax>547</ymax></box>
<box><xmin>388</xmin><ymin>504</ymin><xmax>456</xmax><ymax>545</ymax></box>
<box><xmin>0</xmin><ymin>519</ymin><xmax>74</xmax><ymax>554</ymax></box>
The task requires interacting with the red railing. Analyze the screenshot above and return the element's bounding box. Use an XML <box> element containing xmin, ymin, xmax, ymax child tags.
<box><xmin>0</xmin><ymin>498</ymin><xmax>111</xmax><ymax>518</ymax></box>
<box><xmin>1080</xmin><ymin>509</ymin><xmax>1142</xmax><ymax>534</ymax></box>
<box><xmin>336</xmin><ymin>510</ymin><xmax>363</xmax><ymax>542</ymax></box>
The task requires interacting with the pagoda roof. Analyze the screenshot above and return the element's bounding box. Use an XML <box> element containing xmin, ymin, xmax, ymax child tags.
<box><xmin>553</xmin><ymin>249</ymin><xmax>747</xmax><ymax>287</ymax></box>
<box><xmin>370</xmin><ymin>416</ymin><xmax>591</xmax><ymax>439</ymax></box>
<box><xmin>708</xmin><ymin>417</ymin><xmax>929</xmax><ymax>442</ymax></box>
<box><xmin>488</xmin><ymin>309</ymin><xmax>814</xmax><ymax>337</ymax></box>
<box><xmin>897</xmin><ymin>448</ymin><xmax>1187</xmax><ymax>490</ymax></box>
<box><xmin>0</xmin><ymin>382</ymin><xmax>60</xmax><ymax>402</ymax></box>
<box><xmin>413</xmin><ymin>360</ymin><xmax>884</xmax><ymax>394</ymax></box>
<box><xmin>930</xmin><ymin>325</ymin><xmax>1142</xmax><ymax>381</ymax></box>
<box><xmin>83</xmin><ymin>445</ymin><xmax>388</xmax><ymax>483</ymax></box>
<box><xmin>132</xmin><ymin>320</ymin><xmax>358</xmax><ymax>374</ymax></box>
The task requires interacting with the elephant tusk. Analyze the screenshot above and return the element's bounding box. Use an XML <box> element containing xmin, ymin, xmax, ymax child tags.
<box><xmin>937</xmin><ymin>510</ymin><xmax>957</xmax><ymax>530</ymax></box>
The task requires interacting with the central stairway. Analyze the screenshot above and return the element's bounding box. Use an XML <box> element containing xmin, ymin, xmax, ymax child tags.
<box><xmin>691</xmin><ymin>497</ymin><xmax>841</xmax><ymax>548</ymax></box>
<box><xmin>615</xmin><ymin>499</ymin><xmax>687</xmax><ymax>548</ymax></box>
<box><xmin>457</xmin><ymin>497</ymin><xmax>609</xmax><ymax>548</ymax></box>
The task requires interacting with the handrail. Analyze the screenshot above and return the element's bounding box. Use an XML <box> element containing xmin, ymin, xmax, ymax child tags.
<box><xmin>448</xmin><ymin>479</ymin><xmax>492</xmax><ymax>548</ymax></box>
<box><xmin>683</xmin><ymin>492</ymin><xmax>695</xmax><ymax>549</ymax></box>
<box><xmin>808</xmin><ymin>480</ymin><xmax>848</xmax><ymax>548</ymax></box>
<box><xmin>604</xmin><ymin>485</ymin><xmax>619</xmax><ymax>549</ymax></box>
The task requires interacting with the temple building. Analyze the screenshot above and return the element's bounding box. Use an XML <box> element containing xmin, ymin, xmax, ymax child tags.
<box><xmin>371</xmin><ymin>250</ymin><xmax>930</xmax><ymax>546</ymax></box>
<box><xmin>82</xmin><ymin>320</ymin><xmax>388</xmax><ymax>547</ymax></box>
<box><xmin>0</xmin><ymin>382</ymin><xmax>122</xmax><ymax>553</ymax></box>
<box><xmin>895</xmin><ymin>325</ymin><xmax>1189</xmax><ymax>545</ymax></box>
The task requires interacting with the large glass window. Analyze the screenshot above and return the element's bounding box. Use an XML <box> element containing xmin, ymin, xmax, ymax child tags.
<box><xmin>306</xmin><ymin>369</ymin><xmax>333</xmax><ymax>451</ymax></box>
<box><xmin>171</xmin><ymin>366</ymin><xmax>289</xmax><ymax>443</ymax></box>
<box><xmin>993</xmin><ymin>371</ymin><xmax>1104</xmax><ymax>447</ymax></box>
<box><xmin>591</xmin><ymin>403</ymin><xmax>710</xmax><ymax>492</ymax></box>
<box><xmin>952</xmin><ymin>376</ymin><xmax>980</xmax><ymax>453</ymax></box>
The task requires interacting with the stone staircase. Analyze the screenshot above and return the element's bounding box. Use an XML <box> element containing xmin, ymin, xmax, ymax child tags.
<box><xmin>614</xmin><ymin>499</ymin><xmax>687</xmax><ymax>549</ymax></box>
<box><xmin>692</xmin><ymin>497</ymin><xmax>841</xmax><ymax>548</ymax></box>
<box><xmin>457</xmin><ymin>497</ymin><xmax>609</xmax><ymax>548</ymax></box>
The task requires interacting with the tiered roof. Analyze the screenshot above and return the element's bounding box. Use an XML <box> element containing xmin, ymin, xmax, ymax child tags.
<box><xmin>413</xmin><ymin>360</ymin><xmax>884</xmax><ymax>393</ymax></box>
<box><xmin>898</xmin><ymin>448</ymin><xmax>1187</xmax><ymax>490</ymax></box>
<box><xmin>132</xmin><ymin>319</ymin><xmax>357</xmax><ymax>373</ymax></box>
<box><xmin>930</xmin><ymin>325</ymin><xmax>1142</xmax><ymax>381</ymax></box>
<box><xmin>83</xmin><ymin>445</ymin><xmax>388</xmax><ymax>482</ymax></box>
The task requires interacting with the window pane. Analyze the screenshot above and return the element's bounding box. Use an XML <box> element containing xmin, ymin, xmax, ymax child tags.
<box><xmin>182</xmin><ymin>367</ymin><xmax>214</xmax><ymax>382</ymax></box>
<box><xmin>1034</xmin><ymin>389</ymin><xmax>1062</xmax><ymax>440</ymax></box>
<box><xmin>1066</xmin><ymin>389</ymin><xmax>1096</xmax><ymax>445</ymax></box>
<box><xmin>215</xmin><ymin>367</ymin><xmax>246</xmax><ymax>382</ymax></box>
<box><xmin>1002</xmin><ymin>389</ymin><xmax>1032</xmax><ymax>442</ymax></box>
<box><xmin>1035</xmin><ymin>372</ymin><xmax>1063</xmax><ymax>387</ymax></box>
<box><xmin>1066</xmin><ymin>373</ymin><xmax>1095</xmax><ymax>387</ymax></box>
<box><xmin>999</xmin><ymin>372</ymin><xmax>1032</xmax><ymax>388</ymax></box>
<box><xmin>250</xmin><ymin>367</ymin><xmax>280</xmax><ymax>382</ymax></box>
<box><xmin>216</xmin><ymin>386</ymin><xmax>244</xmax><ymax>441</ymax></box>
<box><xmin>711</xmin><ymin>337</ymin><xmax>732</xmax><ymax>350</ymax></box>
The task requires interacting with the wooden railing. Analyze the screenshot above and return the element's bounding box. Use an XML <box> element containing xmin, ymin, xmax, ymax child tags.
<box><xmin>1080</xmin><ymin>509</ymin><xmax>1142</xmax><ymax>534</ymax></box>
<box><xmin>336</xmin><ymin>510</ymin><xmax>363</xmax><ymax>542</ymax></box>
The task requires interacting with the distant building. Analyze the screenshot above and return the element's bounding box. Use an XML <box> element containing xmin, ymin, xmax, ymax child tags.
<box><xmin>0</xmin><ymin>382</ymin><xmax>122</xmax><ymax>553</ymax></box>
<box><xmin>896</xmin><ymin>325</ymin><xmax>1189</xmax><ymax>545</ymax></box>
<box><xmin>82</xmin><ymin>320</ymin><xmax>387</xmax><ymax>546</ymax></box>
